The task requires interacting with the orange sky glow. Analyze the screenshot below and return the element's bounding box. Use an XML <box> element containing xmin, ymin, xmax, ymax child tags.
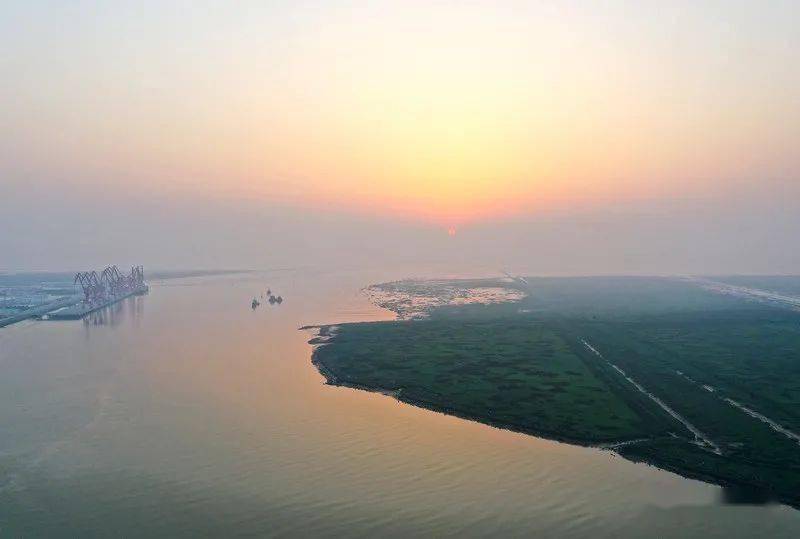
<box><xmin>4</xmin><ymin>1</ymin><xmax>799</xmax><ymax>231</ymax></box>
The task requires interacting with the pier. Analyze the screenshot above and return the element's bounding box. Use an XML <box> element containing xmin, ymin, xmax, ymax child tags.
<box><xmin>46</xmin><ymin>265</ymin><xmax>148</xmax><ymax>320</ymax></box>
<box><xmin>45</xmin><ymin>284</ymin><xmax>148</xmax><ymax>320</ymax></box>
<box><xmin>0</xmin><ymin>265</ymin><xmax>149</xmax><ymax>327</ymax></box>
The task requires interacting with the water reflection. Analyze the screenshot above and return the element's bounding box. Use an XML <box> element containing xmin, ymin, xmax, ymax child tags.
<box><xmin>83</xmin><ymin>295</ymin><xmax>146</xmax><ymax>328</ymax></box>
<box><xmin>0</xmin><ymin>270</ymin><xmax>798</xmax><ymax>537</ymax></box>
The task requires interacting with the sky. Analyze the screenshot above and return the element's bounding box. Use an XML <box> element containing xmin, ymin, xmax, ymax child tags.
<box><xmin>1</xmin><ymin>1</ymin><xmax>799</xmax><ymax>273</ymax></box>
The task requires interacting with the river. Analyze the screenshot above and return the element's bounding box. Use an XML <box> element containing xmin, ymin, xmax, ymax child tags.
<box><xmin>0</xmin><ymin>268</ymin><xmax>798</xmax><ymax>537</ymax></box>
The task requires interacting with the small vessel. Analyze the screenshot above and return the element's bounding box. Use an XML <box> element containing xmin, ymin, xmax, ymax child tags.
<box><xmin>251</xmin><ymin>298</ymin><xmax>260</xmax><ymax>309</ymax></box>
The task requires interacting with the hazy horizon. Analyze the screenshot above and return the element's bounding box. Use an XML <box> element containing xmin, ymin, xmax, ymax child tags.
<box><xmin>2</xmin><ymin>1</ymin><xmax>798</xmax><ymax>274</ymax></box>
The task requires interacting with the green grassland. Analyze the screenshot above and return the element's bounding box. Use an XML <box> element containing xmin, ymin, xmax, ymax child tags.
<box><xmin>313</xmin><ymin>318</ymin><xmax>678</xmax><ymax>443</ymax></box>
<box><xmin>309</xmin><ymin>276</ymin><xmax>800</xmax><ymax>508</ymax></box>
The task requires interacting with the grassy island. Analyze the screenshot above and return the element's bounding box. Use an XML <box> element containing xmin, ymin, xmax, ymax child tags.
<box><xmin>307</xmin><ymin>276</ymin><xmax>800</xmax><ymax>508</ymax></box>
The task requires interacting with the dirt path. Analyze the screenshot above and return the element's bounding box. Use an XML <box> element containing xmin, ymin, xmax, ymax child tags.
<box><xmin>582</xmin><ymin>340</ymin><xmax>723</xmax><ymax>455</ymax></box>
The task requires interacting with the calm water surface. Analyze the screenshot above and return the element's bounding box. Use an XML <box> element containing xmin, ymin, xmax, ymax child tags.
<box><xmin>1</xmin><ymin>268</ymin><xmax>799</xmax><ymax>537</ymax></box>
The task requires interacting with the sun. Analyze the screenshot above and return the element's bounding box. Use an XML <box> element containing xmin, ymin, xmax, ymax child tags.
<box><xmin>447</xmin><ymin>226</ymin><xmax>457</xmax><ymax>237</ymax></box>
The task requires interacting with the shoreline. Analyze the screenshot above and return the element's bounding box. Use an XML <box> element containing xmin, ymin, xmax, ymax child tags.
<box><xmin>301</xmin><ymin>323</ymin><xmax>799</xmax><ymax>510</ymax></box>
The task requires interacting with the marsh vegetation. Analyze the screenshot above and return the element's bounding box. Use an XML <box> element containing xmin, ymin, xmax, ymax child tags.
<box><xmin>310</xmin><ymin>276</ymin><xmax>800</xmax><ymax>508</ymax></box>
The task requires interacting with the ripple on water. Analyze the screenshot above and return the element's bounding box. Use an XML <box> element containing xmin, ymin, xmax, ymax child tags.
<box><xmin>1</xmin><ymin>271</ymin><xmax>799</xmax><ymax>537</ymax></box>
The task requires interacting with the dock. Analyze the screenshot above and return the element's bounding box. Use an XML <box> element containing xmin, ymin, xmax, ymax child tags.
<box><xmin>45</xmin><ymin>284</ymin><xmax>149</xmax><ymax>320</ymax></box>
<box><xmin>0</xmin><ymin>265</ymin><xmax>150</xmax><ymax>327</ymax></box>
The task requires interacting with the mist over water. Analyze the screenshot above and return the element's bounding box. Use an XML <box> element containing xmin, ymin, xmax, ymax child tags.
<box><xmin>1</xmin><ymin>269</ymin><xmax>798</xmax><ymax>537</ymax></box>
<box><xmin>2</xmin><ymin>183</ymin><xmax>799</xmax><ymax>275</ymax></box>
